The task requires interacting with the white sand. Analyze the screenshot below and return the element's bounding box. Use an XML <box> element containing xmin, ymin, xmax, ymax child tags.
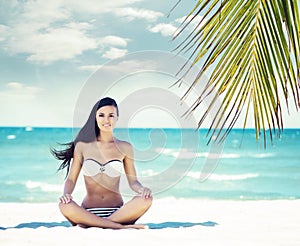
<box><xmin>1</xmin><ymin>198</ymin><xmax>300</xmax><ymax>246</ymax></box>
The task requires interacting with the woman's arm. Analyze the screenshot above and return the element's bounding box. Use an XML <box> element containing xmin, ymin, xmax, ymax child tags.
<box><xmin>60</xmin><ymin>143</ymin><xmax>83</xmax><ymax>204</ymax></box>
<box><xmin>122</xmin><ymin>142</ymin><xmax>152</xmax><ymax>199</ymax></box>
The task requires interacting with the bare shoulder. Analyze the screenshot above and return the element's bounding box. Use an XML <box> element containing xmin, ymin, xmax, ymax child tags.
<box><xmin>75</xmin><ymin>141</ymin><xmax>92</xmax><ymax>153</ymax></box>
<box><xmin>115</xmin><ymin>139</ymin><xmax>133</xmax><ymax>155</ymax></box>
<box><xmin>75</xmin><ymin>141</ymin><xmax>85</xmax><ymax>150</ymax></box>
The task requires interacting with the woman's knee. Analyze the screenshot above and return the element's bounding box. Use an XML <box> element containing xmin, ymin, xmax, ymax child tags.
<box><xmin>58</xmin><ymin>202</ymin><xmax>78</xmax><ymax>226</ymax></box>
<box><xmin>134</xmin><ymin>195</ymin><xmax>153</xmax><ymax>210</ymax></box>
<box><xmin>59</xmin><ymin>201</ymin><xmax>76</xmax><ymax>217</ymax></box>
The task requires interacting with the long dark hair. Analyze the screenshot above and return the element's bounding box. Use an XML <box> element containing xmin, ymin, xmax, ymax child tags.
<box><xmin>51</xmin><ymin>97</ymin><xmax>119</xmax><ymax>177</ymax></box>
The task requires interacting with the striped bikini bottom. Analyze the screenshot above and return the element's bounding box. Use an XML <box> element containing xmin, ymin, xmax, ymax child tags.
<box><xmin>86</xmin><ymin>207</ymin><xmax>119</xmax><ymax>218</ymax></box>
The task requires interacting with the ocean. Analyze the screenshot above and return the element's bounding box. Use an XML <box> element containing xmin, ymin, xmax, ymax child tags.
<box><xmin>0</xmin><ymin>127</ymin><xmax>299</xmax><ymax>203</ymax></box>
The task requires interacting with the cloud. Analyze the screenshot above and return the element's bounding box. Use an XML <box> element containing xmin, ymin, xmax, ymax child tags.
<box><xmin>0</xmin><ymin>4</ymin><xmax>96</xmax><ymax>64</ymax></box>
<box><xmin>101</xmin><ymin>59</ymin><xmax>159</xmax><ymax>73</ymax></box>
<box><xmin>0</xmin><ymin>0</ymin><xmax>141</xmax><ymax>64</ymax></box>
<box><xmin>21</xmin><ymin>0</ymin><xmax>143</xmax><ymax>18</ymax></box>
<box><xmin>65</xmin><ymin>0</ymin><xmax>143</xmax><ymax>14</ymax></box>
<box><xmin>98</xmin><ymin>36</ymin><xmax>130</xmax><ymax>48</ymax></box>
<box><xmin>0</xmin><ymin>82</ymin><xmax>44</xmax><ymax>98</ymax></box>
<box><xmin>148</xmin><ymin>23</ymin><xmax>178</xmax><ymax>37</ymax></box>
<box><xmin>6</xmin><ymin>82</ymin><xmax>23</xmax><ymax>90</ymax></box>
<box><xmin>0</xmin><ymin>25</ymin><xmax>9</xmax><ymax>42</ymax></box>
<box><xmin>102</xmin><ymin>47</ymin><xmax>128</xmax><ymax>59</ymax></box>
<box><xmin>0</xmin><ymin>81</ymin><xmax>73</xmax><ymax>126</ymax></box>
<box><xmin>78</xmin><ymin>35</ymin><xmax>130</xmax><ymax>70</ymax></box>
<box><xmin>78</xmin><ymin>65</ymin><xmax>103</xmax><ymax>72</ymax></box>
<box><xmin>148</xmin><ymin>14</ymin><xmax>206</xmax><ymax>38</ymax></box>
<box><xmin>175</xmin><ymin>14</ymin><xmax>206</xmax><ymax>29</ymax></box>
<box><xmin>21</xmin><ymin>0</ymin><xmax>70</xmax><ymax>24</ymax></box>
<box><xmin>98</xmin><ymin>36</ymin><xmax>130</xmax><ymax>60</ymax></box>
<box><xmin>113</xmin><ymin>7</ymin><xmax>163</xmax><ymax>22</ymax></box>
<box><xmin>25</xmin><ymin>24</ymin><xmax>97</xmax><ymax>63</ymax></box>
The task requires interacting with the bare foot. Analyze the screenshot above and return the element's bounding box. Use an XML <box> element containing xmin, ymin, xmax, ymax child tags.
<box><xmin>123</xmin><ymin>224</ymin><xmax>149</xmax><ymax>229</ymax></box>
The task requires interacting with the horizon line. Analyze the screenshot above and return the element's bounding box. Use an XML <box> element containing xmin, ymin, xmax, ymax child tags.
<box><xmin>0</xmin><ymin>126</ymin><xmax>299</xmax><ymax>130</ymax></box>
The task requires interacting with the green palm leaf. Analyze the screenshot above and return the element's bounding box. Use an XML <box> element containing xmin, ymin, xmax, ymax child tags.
<box><xmin>174</xmin><ymin>0</ymin><xmax>300</xmax><ymax>146</ymax></box>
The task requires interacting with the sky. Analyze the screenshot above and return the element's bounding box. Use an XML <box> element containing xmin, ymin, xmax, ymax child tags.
<box><xmin>0</xmin><ymin>0</ymin><xmax>299</xmax><ymax>129</ymax></box>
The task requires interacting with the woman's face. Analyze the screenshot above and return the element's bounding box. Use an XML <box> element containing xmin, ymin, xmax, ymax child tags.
<box><xmin>96</xmin><ymin>105</ymin><xmax>118</xmax><ymax>132</ymax></box>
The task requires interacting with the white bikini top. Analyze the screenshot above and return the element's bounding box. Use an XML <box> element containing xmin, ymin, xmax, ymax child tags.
<box><xmin>82</xmin><ymin>159</ymin><xmax>123</xmax><ymax>178</ymax></box>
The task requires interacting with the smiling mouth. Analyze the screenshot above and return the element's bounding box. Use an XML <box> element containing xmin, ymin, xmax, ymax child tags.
<box><xmin>102</xmin><ymin>124</ymin><xmax>111</xmax><ymax>127</ymax></box>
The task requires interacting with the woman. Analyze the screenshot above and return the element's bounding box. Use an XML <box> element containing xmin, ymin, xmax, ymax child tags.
<box><xmin>52</xmin><ymin>97</ymin><xmax>152</xmax><ymax>229</ymax></box>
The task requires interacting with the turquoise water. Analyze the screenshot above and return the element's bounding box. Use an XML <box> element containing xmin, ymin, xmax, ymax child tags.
<box><xmin>0</xmin><ymin>127</ymin><xmax>299</xmax><ymax>202</ymax></box>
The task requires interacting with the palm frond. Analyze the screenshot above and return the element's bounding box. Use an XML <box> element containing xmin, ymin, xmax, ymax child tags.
<box><xmin>175</xmin><ymin>0</ymin><xmax>300</xmax><ymax>146</ymax></box>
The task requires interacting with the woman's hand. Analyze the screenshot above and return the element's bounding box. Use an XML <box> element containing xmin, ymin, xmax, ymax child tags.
<box><xmin>138</xmin><ymin>187</ymin><xmax>152</xmax><ymax>199</ymax></box>
<box><xmin>59</xmin><ymin>193</ymin><xmax>73</xmax><ymax>204</ymax></box>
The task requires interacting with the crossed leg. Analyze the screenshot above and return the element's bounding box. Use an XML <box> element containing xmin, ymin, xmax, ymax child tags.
<box><xmin>108</xmin><ymin>195</ymin><xmax>153</xmax><ymax>224</ymax></box>
<box><xmin>59</xmin><ymin>195</ymin><xmax>152</xmax><ymax>229</ymax></box>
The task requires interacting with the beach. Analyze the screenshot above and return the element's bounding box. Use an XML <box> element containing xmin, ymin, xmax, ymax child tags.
<box><xmin>1</xmin><ymin>128</ymin><xmax>299</xmax><ymax>245</ymax></box>
<box><xmin>1</xmin><ymin>198</ymin><xmax>300</xmax><ymax>246</ymax></box>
